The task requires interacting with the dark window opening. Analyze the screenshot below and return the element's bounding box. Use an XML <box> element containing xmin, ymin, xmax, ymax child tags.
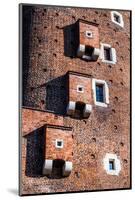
<box><xmin>85</xmin><ymin>46</ymin><xmax>94</xmax><ymax>56</ymax></box>
<box><xmin>114</xmin><ymin>14</ymin><xmax>120</xmax><ymax>23</ymax></box>
<box><xmin>104</xmin><ymin>47</ymin><xmax>112</xmax><ymax>61</ymax></box>
<box><xmin>75</xmin><ymin>102</ymin><xmax>85</xmax><ymax>117</ymax></box>
<box><xmin>52</xmin><ymin>159</ymin><xmax>65</xmax><ymax>178</ymax></box>
<box><xmin>57</xmin><ymin>141</ymin><xmax>62</xmax><ymax>147</ymax></box>
<box><xmin>96</xmin><ymin>84</ymin><xmax>104</xmax><ymax>103</ymax></box>
<box><xmin>78</xmin><ymin>86</ymin><xmax>83</xmax><ymax>92</ymax></box>
<box><xmin>78</xmin><ymin>87</ymin><xmax>82</xmax><ymax>91</ymax></box>
<box><xmin>109</xmin><ymin>160</ymin><xmax>115</xmax><ymax>170</ymax></box>
<box><xmin>86</xmin><ymin>32</ymin><xmax>92</xmax><ymax>37</ymax></box>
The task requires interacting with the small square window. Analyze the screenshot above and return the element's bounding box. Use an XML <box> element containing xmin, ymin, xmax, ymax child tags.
<box><xmin>96</xmin><ymin>84</ymin><xmax>104</xmax><ymax>103</ymax></box>
<box><xmin>78</xmin><ymin>87</ymin><xmax>83</xmax><ymax>92</ymax></box>
<box><xmin>77</xmin><ymin>85</ymin><xmax>84</xmax><ymax>93</ymax></box>
<box><xmin>86</xmin><ymin>31</ymin><xmax>93</xmax><ymax>38</ymax></box>
<box><xmin>109</xmin><ymin>159</ymin><xmax>115</xmax><ymax>170</ymax></box>
<box><xmin>55</xmin><ymin>139</ymin><xmax>63</xmax><ymax>149</ymax></box>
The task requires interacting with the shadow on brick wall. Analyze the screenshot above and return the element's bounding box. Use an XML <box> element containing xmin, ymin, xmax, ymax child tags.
<box><xmin>25</xmin><ymin>126</ymin><xmax>45</xmax><ymax>177</ymax></box>
<box><xmin>63</xmin><ymin>23</ymin><xmax>78</xmax><ymax>58</ymax></box>
<box><xmin>46</xmin><ymin>75</ymin><xmax>68</xmax><ymax>115</ymax></box>
<box><xmin>24</xmin><ymin>126</ymin><xmax>67</xmax><ymax>179</ymax></box>
<box><xmin>22</xmin><ymin>6</ymin><xmax>33</xmax><ymax>106</ymax></box>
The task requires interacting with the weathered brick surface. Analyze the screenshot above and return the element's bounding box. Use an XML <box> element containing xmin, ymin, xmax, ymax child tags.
<box><xmin>68</xmin><ymin>72</ymin><xmax>92</xmax><ymax>104</ymax></box>
<box><xmin>21</xmin><ymin>5</ymin><xmax>131</xmax><ymax>195</ymax></box>
<box><xmin>45</xmin><ymin>126</ymin><xmax>73</xmax><ymax>161</ymax></box>
<box><xmin>79</xmin><ymin>21</ymin><xmax>99</xmax><ymax>48</ymax></box>
<box><xmin>22</xmin><ymin>108</ymin><xmax>64</xmax><ymax>136</ymax></box>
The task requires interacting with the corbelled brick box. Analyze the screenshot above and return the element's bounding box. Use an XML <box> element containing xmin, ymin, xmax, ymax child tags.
<box><xmin>20</xmin><ymin>4</ymin><xmax>131</xmax><ymax>196</ymax></box>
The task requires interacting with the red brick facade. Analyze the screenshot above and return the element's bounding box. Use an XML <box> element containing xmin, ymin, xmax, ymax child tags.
<box><xmin>45</xmin><ymin>125</ymin><xmax>73</xmax><ymax>161</ymax></box>
<box><xmin>20</xmin><ymin>4</ymin><xmax>131</xmax><ymax>195</ymax></box>
<box><xmin>79</xmin><ymin>20</ymin><xmax>99</xmax><ymax>48</ymax></box>
<box><xmin>68</xmin><ymin>72</ymin><xmax>92</xmax><ymax>104</ymax></box>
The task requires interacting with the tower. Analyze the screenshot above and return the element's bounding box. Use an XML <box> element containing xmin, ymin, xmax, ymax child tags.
<box><xmin>20</xmin><ymin>4</ymin><xmax>131</xmax><ymax>195</ymax></box>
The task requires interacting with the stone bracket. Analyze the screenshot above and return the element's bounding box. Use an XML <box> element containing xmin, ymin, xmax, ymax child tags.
<box><xmin>63</xmin><ymin>161</ymin><xmax>73</xmax><ymax>176</ymax></box>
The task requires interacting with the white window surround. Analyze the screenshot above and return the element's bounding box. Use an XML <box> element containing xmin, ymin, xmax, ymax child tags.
<box><xmin>111</xmin><ymin>11</ymin><xmax>124</xmax><ymax>28</ymax></box>
<box><xmin>77</xmin><ymin>85</ymin><xmax>84</xmax><ymax>93</ymax></box>
<box><xmin>55</xmin><ymin>139</ymin><xmax>64</xmax><ymax>149</ymax></box>
<box><xmin>100</xmin><ymin>43</ymin><xmax>117</xmax><ymax>64</ymax></box>
<box><xmin>103</xmin><ymin>153</ymin><xmax>121</xmax><ymax>176</ymax></box>
<box><xmin>86</xmin><ymin>30</ymin><xmax>93</xmax><ymax>38</ymax></box>
<box><xmin>92</xmin><ymin>78</ymin><xmax>109</xmax><ymax>107</ymax></box>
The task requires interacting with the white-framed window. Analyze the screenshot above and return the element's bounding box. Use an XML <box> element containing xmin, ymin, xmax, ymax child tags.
<box><xmin>92</xmin><ymin>79</ymin><xmax>109</xmax><ymax>107</ymax></box>
<box><xmin>100</xmin><ymin>43</ymin><xmax>117</xmax><ymax>64</ymax></box>
<box><xmin>86</xmin><ymin>31</ymin><xmax>93</xmax><ymax>38</ymax></box>
<box><xmin>77</xmin><ymin>85</ymin><xmax>84</xmax><ymax>93</ymax></box>
<box><xmin>103</xmin><ymin>153</ymin><xmax>121</xmax><ymax>176</ymax></box>
<box><xmin>111</xmin><ymin>11</ymin><xmax>124</xmax><ymax>28</ymax></box>
<box><xmin>55</xmin><ymin>139</ymin><xmax>64</xmax><ymax>149</ymax></box>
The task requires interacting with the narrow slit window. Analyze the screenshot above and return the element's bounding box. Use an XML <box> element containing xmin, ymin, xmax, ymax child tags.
<box><xmin>96</xmin><ymin>84</ymin><xmax>104</xmax><ymax>103</ymax></box>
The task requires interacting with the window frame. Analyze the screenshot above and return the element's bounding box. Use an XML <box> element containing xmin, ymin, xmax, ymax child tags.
<box><xmin>103</xmin><ymin>153</ymin><xmax>121</xmax><ymax>176</ymax></box>
<box><xmin>85</xmin><ymin>30</ymin><xmax>93</xmax><ymax>38</ymax></box>
<box><xmin>111</xmin><ymin>11</ymin><xmax>124</xmax><ymax>28</ymax></box>
<box><xmin>77</xmin><ymin>85</ymin><xmax>84</xmax><ymax>93</ymax></box>
<box><xmin>55</xmin><ymin>139</ymin><xmax>64</xmax><ymax>149</ymax></box>
<box><xmin>100</xmin><ymin>43</ymin><xmax>117</xmax><ymax>64</ymax></box>
<box><xmin>92</xmin><ymin>78</ymin><xmax>109</xmax><ymax>107</ymax></box>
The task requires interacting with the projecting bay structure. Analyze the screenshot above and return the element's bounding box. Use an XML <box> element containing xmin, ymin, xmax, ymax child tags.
<box><xmin>20</xmin><ymin>4</ymin><xmax>131</xmax><ymax>195</ymax></box>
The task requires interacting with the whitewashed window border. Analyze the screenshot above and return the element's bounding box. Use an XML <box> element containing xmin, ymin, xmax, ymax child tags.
<box><xmin>55</xmin><ymin>139</ymin><xmax>64</xmax><ymax>149</ymax></box>
<box><xmin>103</xmin><ymin>153</ymin><xmax>121</xmax><ymax>176</ymax></box>
<box><xmin>77</xmin><ymin>85</ymin><xmax>84</xmax><ymax>93</ymax></box>
<box><xmin>92</xmin><ymin>78</ymin><xmax>109</xmax><ymax>107</ymax></box>
<box><xmin>111</xmin><ymin>11</ymin><xmax>124</xmax><ymax>28</ymax></box>
<box><xmin>100</xmin><ymin>43</ymin><xmax>117</xmax><ymax>64</ymax></box>
<box><xmin>86</xmin><ymin>31</ymin><xmax>93</xmax><ymax>38</ymax></box>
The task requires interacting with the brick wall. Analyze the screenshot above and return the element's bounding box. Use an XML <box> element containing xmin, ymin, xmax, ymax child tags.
<box><xmin>45</xmin><ymin>126</ymin><xmax>73</xmax><ymax>161</ymax></box>
<box><xmin>21</xmin><ymin>5</ymin><xmax>131</xmax><ymax>195</ymax></box>
<box><xmin>79</xmin><ymin>21</ymin><xmax>99</xmax><ymax>48</ymax></box>
<box><xmin>68</xmin><ymin>72</ymin><xmax>92</xmax><ymax>104</ymax></box>
<box><xmin>22</xmin><ymin>108</ymin><xmax>64</xmax><ymax>136</ymax></box>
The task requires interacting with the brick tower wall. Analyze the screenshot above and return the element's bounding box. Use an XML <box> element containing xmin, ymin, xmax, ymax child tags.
<box><xmin>21</xmin><ymin>5</ymin><xmax>131</xmax><ymax>195</ymax></box>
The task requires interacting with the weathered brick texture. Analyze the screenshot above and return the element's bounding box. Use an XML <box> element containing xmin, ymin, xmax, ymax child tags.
<box><xmin>21</xmin><ymin>5</ymin><xmax>131</xmax><ymax>195</ymax></box>
<box><xmin>68</xmin><ymin>72</ymin><xmax>92</xmax><ymax>104</ymax></box>
<box><xmin>22</xmin><ymin>108</ymin><xmax>64</xmax><ymax>136</ymax></box>
<box><xmin>45</xmin><ymin>126</ymin><xmax>73</xmax><ymax>161</ymax></box>
<box><xmin>79</xmin><ymin>21</ymin><xmax>99</xmax><ymax>48</ymax></box>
